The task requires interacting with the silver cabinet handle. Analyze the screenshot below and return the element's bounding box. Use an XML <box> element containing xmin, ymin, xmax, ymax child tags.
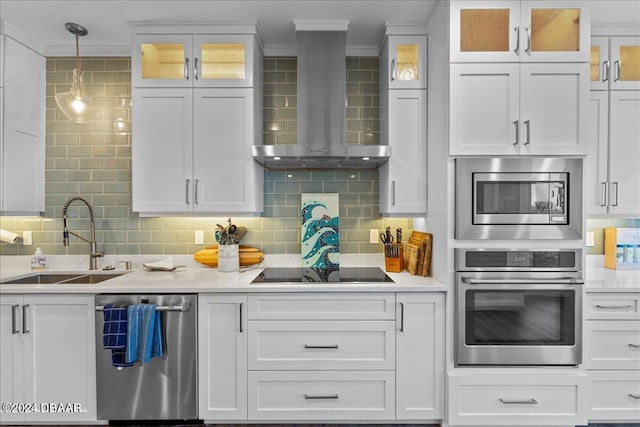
<box><xmin>628</xmin><ymin>343</ymin><xmax>640</xmax><ymax>349</ymax></box>
<box><xmin>513</xmin><ymin>120</ymin><xmax>519</xmax><ymax>145</ymax></box>
<box><xmin>22</xmin><ymin>304</ymin><xmax>29</xmax><ymax>334</ymax></box>
<box><xmin>194</xmin><ymin>57</ymin><xmax>199</xmax><ymax>81</ymax></box>
<box><xmin>239</xmin><ymin>302</ymin><xmax>243</xmax><ymax>333</ymax></box>
<box><xmin>500</xmin><ymin>398</ymin><xmax>537</xmax><ymax>405</ymax></box>
<box><xmin>603</xmin><ymin>60</ymin><xmax>610</xmax><ymax>82</ymax></box>
<box><xmin>194</xmin><ymin>179</ymin><xmax>199</xmax><ymax>205</ymax></box>
<box><xmin>392</xmin><ymin>180</ymin><xmax>396</xmax><ymax>206</ymax></box>
<box><xmin>514</xmin><ymin>26</ymin><xmax>520</xmax><ymax>54</ymax></box>
<box><xmin>185</xmin><ymin>178</ymin><xmax>190</xmax><ymax>204</ymax></box>
<box><xmin>595</xmin><ymin>304</ymin><xmax>633</xmax><ymax>309</ymax></box>
<box><xmin>390</xmin><ymin>58</ymin><xmax>396</xmax><ymax>81</ymax></box>
<box><xmin>305</xmin><ymin>394</ymin><xmax>339</xmax><ymax>400</ymax></box>
<box><xmin>601</xmin><ymin>182</ymin><xmax>608</xmax><ymax>207</ymax></box>
<box><xmin>630</xmin><ymin>393</ymin><xmax>640</xmax><ymax>399</ymax></box>
<box><xmin>612</xmin><ymin>182</ymin><xmax>619</xmax><ymax>206</ymax></box>
<box><xmin>399</xmin><ymin>302</ymin><xmax>405</xmax><ymax>332</ymax></box>
<box><xmin>463</xmin><ymin>277</ymin><xmax>583</xmax><ymax>285</ymax></box>
<box><xmin>614</xmin><ymin>60</ymin><xmax>621</xmax><ymax>81</ymax></box>
<box><xmin>185</xmin><ymin>57</ymin><xmax>190</xmax><ymax>80</ymax></box>
<box><xmin>523</xmin><ymin>120</ymin><xmax>531</xmax><ymax>145</ymax></box>
<box><xmin>524</xmin><ymin>26</ymin><xmax>531</xmax><ymax>55</ymax></box>
<box><xmin>304</xmin><ymin>345</ymin><xmax>339</xmax><ymax>349</ymax></box>
<box><xmin>11</xmin><ymin>304</ymin><xmax>20</xmax><ymax>334</ymax></box>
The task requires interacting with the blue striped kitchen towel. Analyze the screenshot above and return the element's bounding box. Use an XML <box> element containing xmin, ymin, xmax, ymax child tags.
<box><xmin>125</xmin><ymin>304</ymin><xmax>163</xmax><ymax>364</ymax></box>
<box><xmin>102</xmin><ymin>304</ymin><xmax>134</xmax><ymax>367</ymax></box>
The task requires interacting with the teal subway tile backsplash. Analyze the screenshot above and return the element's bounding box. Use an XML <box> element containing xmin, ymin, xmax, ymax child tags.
<box><xmin>0</xmin><ymin>56</ymin><xmax>411</xmax><ymax>257</ymax></box>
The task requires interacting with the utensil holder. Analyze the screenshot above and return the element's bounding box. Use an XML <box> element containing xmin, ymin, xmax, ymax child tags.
<box><xmin>218</xmin><ymin>244</ymin><xmax>239</xmax><ymax>272</ymax></box>
<box><xmin>384</xmin><ymin>243</ymin><xmax>403</xmax><ymax>273</ymax></box>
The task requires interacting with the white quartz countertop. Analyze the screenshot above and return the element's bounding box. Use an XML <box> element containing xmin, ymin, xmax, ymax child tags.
<box><xmin>0</xmin><ymin>254</ymin><xmax>447</xmax><ymax>294</ymax></box>
<box><xmin>586</xmin><ymin>255</ymin><xmax>640</xmax><ymax>293</ymax></box>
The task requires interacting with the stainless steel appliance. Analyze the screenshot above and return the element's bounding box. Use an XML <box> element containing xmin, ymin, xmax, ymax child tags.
<box><xmin>95</xmin><ymin>294</ymin><xmax>197</xmax><ymax>421</ymax></box>
<box><xmin>251</xmin><ymin>267</ymin><xmax>394</xmax><ymax>284</ymax></box>
<box><xmin>456</xmin><ymin>158</ymin><xmax>582</xmax><ymax>240</ymax></box>
<box><xmin>455</xmin><ymin>249</ymin><xmax>583</xmax><ymax>366</ymax></box>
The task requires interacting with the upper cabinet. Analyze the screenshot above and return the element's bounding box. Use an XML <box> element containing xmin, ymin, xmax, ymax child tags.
<box><xmin>450</xmin><ymin>0</ymin><xmax>590</xmax><ymax>63</ymax></box>
<box><xmin>0</xmin><ymin>31</ymin><xmax>45</xmax><ymax>215</ymax></box>
<box><xmin>384</xmin><ymin>35</ymin><xmax>427</xmax><ymax>89</ymax></box>
<box><xmin>591</xmin><ymin>36</ymin><xmax>640</xmax><ymax>91</ymax></box>
<box><xmin>132</xmin><ymin>31</ymin><xmax>256</xmax><ymax>88</ymax></box>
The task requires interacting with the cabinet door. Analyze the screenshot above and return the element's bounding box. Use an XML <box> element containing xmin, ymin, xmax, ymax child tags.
<box><xmin>132</xmin><ymin>35</ymin><xmax>193</xmax><ymax>88</ymax></box>
<box><xmin>193</xmin><ymin>88</ymin><xmax>258</xmax><ymax>213</ymax></box>
<box><xmin>1</xmin><ymin>37</ymin><xmax>45</xmax><ymax>214</ymax></box>
<box><xmin>396</xmin><ymin>293</ymin><xmax>444</xmax><ymax>420</ymax></box>
<box><xmin>585</xmin><ymin>91</ymin><xmax>609</xmax><ymax>215</ymax></box>
<box><xmin>132</xmin><ymin>88</ymin><xmax>193</xmax><ymax>213</ymax></box>
<box><xmin>380</xmin><ymin>90</ymin><xmax>426</xmax><ymax>215</ymax></box>
<box><xmin>23</xmin><ymin>295</ymin><xmax>96</xmax><ymax>422</ymax></box>
<box><xmin>591</xmin><ymin>37</ymin><xmax>610</xmax><ymax>91</ymax></box>
<box><xmin>387</xmin><ymin>35</ymin><xmax>427</xmax><ymax>89</ymax></box>
<box><xmin>519</xmin><ymin>63</ymin><xmax>588</xmax><ymax>155</ymax></box>
<box><xmin>610</xmin><ymin>36</ymin><xmax>640</xmax><ymax>90</ymax></box>
<box><xmin>520</xmin><ymin>2</ymin><xmax>590</xmax><ymax>63</ymax></box>
<box><xmin>609</xmin><ymin>91</ymin><xmax>640</xmax><ymax>215</ymax></box>
<box><xmin>450</xmin><ymin>0</ymin><xmax>520</xmax><ymax>62</ymax></box>
<box><xmin>449</xmin><ymin>63</ymin><xmax>520</xmax><ymax>155</ymax></box>
<box><xmin>193</xmin><ymin>35</ymin><xmax>254</xmax><ymax>88</ymax></box>
<box><xmin>0</xmin><ymin>295</ymin><xmax>24</xmax><ymax>423</ymax></box>
<box><xmin>198</xmin><ymin>294</ymin><xmax>247</xmax><ymax>420</ymax></box>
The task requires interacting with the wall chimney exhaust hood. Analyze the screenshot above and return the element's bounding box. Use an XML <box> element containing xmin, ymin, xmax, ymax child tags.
<box><xmin>253</xmin><ymin>21</ymin><xmax>391</xmax><ymax>170</ymax></box>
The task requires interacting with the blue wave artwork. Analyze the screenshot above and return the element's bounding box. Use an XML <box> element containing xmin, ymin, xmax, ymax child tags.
<box><xmin>301</xmin><ymin>193</ymin><xmax>339</xmax><ymax>269</ymax></box>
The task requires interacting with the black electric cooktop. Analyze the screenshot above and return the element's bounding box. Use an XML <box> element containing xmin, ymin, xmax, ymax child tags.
<box><xmin>251</xmin><ymin>267</ymin><xmax>394</xmax><ymax>284</ymax></box>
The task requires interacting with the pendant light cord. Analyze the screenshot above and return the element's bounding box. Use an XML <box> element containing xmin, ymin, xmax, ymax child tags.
<box><xmin>75</xmin><ymin>34</ymin><xmax>81</xmax><ymax>71</ymax></box>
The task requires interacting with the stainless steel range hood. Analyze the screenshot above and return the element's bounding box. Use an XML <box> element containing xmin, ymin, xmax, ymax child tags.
<box><xmin>253</xmin><ymin>26</ymin><xmax>390</xmax><ymax>170</ymax></box>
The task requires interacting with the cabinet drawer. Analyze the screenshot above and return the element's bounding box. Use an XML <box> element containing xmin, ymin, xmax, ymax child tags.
<box><xmin>586</xmin><ymin>293</ymin><xmax>640</xmax><ymax>319</ymax></box>
<box><xmin>448</xmin><ymin>372</ymin><xmax>588</xmax><ymax>425</ymax></box>
<box><xmin>248</xmin><ymin>371</ymin><xmax>395</xmax><ymax>420</ymax></box>
<box><xmin>589</xmin><ymin>370</ymin><xmax>640</xmax><ymax>421</ymax></box>
<box><xmin>248</xmin><ymin>293</ymin><xmax>395</xmax><ymax>320</ymax></box>
<box><xmin>586</xmin><ymin>320</ymin><xmax>640</xmax><ymax>370</ymax></box>
<box><xmin>248</xmin><ymin>320</ymin><xmax>395</xmax><ymax>370</ymax></box>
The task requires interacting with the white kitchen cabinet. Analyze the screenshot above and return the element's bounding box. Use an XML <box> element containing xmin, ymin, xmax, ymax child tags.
<box><xmin>450</xmin><ymin>62</ymin><xmax>588</xmax><ymax>156</ymax></box>
<box><xmin>447</xmin><ymin>371</ymin><xmax>588</xmax><ymax>425</ymax></box>
<box><xmin>380</xmin><ymin>89</ymin><xmax>427</xmax><ymax>215</ymax></box>
<box><xmin>450</xmin><ymin>1</ymin><xmax>590</xmax><ymax>63</ymax></box>
<box><xmin>592</xmin><ymin>36</ymin><xmax>640</xmax><ymax>91</ymax></box>
<box><xmin>586</xmin><ymin>291</ymin><xmax>640</xmax><ymax>423</ymax></box>
<box><xmin>396</xmin><ymin>293</ymin><xmax>444</xmax><ymax>420</ymax></box>
<box><xmin>132</xmin><ymin>87</ymin><xmax>262</xmax><ymax>215</ymax></box>
<box><xmin>0</xmin><ymin>34</ymin><xmax>45</xmax><ymax>215</ymax></box>
<box><xmin>198</xmin><ymin>294</ymin><xmax>248</xmax><ymax>421</ymax></box>
<box><xmin>587</xmin><ymin>90</ymin><xmax>640</xmax><ymax>216</ymax></box>
<box><xmin>0</xmin><ymin>294</ymin><xmax>96</xmax><ymax>423</ymax></box>
<box><xmin>133</xmin><ymin>32</ymin><xmax>256</xmax><ymax>88</ymax></box>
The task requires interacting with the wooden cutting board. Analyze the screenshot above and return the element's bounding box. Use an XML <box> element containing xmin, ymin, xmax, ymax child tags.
<box><xmin>194</xmin><ymin>245</ymin><xmax>264</xmax><ymax>267</ymax></box>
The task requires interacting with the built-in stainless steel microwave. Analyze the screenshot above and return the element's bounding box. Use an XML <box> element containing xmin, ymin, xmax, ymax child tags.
<box><xmin>455</xmin><ymin>158</ymin><xmax>582</xmax><ymax>240</ymax></box>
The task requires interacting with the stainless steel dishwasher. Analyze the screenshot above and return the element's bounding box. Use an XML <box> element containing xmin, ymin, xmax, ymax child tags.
<box><xmin>95</xmin><ymin>294</ymin><xmax>197</xmax><ymax>421</ymax></box>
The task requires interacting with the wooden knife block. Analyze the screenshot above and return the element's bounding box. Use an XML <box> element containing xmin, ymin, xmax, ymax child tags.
<box><xmin>384</xmin><ymin>243</ymin><xmax>404</xmax><ymax>273</ymax></box>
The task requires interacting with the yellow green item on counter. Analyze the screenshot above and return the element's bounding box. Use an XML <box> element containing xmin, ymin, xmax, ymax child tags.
<box><xmin>194</xmin><ymin>245</ymin><xmax>264</xmax><ymax>268</ymax></box>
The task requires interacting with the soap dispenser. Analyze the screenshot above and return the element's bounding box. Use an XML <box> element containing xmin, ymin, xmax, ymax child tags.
<box><xmin>31</xmin><ymin>247</ymin><xmax>48</xmax><ymax>270</ymax></box>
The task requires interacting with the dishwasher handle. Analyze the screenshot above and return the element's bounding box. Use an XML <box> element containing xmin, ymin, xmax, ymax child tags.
<box><xmin>95</xmin><ymin>302</ymin><xmax>191</xmax><ymax>312</ymax></box>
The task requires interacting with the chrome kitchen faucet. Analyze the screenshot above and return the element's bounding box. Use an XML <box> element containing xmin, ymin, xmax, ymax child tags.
<box><xmin>62</xmin><ymin>196</ymin><xmax>103</xmax><ymax>270</ymax></box>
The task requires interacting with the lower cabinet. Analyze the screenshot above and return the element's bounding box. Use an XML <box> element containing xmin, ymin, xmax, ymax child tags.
<box><xmin>0</xmin><ymin>294</ymin><xmax>96</xmax><ymax>423</ymax></box>
<box><xmin>586</xmin><ymin>292</ymin><xmax>640</xmax><ymax>423</ymax></box>
<box><xmin>447</xmin><ymin>371</ymin><xmax>588</xmax><ymax>426</ymax></box>
<box><xmin>198</xmin><ymin>291</ymin><xmax>444</xmax><ymax>422</ymax></box>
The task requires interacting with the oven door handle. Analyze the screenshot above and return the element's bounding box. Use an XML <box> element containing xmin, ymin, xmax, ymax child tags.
<box><xmin>461</xmin><ymin>277</ymin><xmax>584</xmax><ymax>285</ymax></box>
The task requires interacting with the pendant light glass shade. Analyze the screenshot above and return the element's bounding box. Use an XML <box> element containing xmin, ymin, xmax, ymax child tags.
<box><xmin>54</xmin><ymin>23</ymin><xmax>99</xmax><ymax>123</ymax></box>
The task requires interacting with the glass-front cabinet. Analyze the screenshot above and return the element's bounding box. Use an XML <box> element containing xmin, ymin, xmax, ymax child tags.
<box><xmin>592</xmin><ymin>36</ymin><xmax>640</xmax><ymax>91</ymax></box>
<box><xmin>133</xmin><ymin>34</ymin><xmax>254</xmax><ymax>88</ymax></box>
<box><xmin>450</xmin><ymin>1</ymin><xmax>590</xmax><ymax>62</ymax></box>
<box><xmin>385</xmin><ymin>35</ymin><xmax>427</xmax><ymax>89</ymax></box>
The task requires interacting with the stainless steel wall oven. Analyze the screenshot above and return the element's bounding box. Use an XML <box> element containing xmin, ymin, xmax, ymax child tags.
<box><xmin>455</xmin><ymin>249</ymin><xmax>583</xmax><ymax>366</ymax></box>
<box><xmin>456</xmin><ymin>158</ymin><xmax>582</xmax><ymax>240</ymax></box>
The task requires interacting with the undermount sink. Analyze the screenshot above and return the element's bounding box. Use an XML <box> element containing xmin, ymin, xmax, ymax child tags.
<box><xmin>1</xmin><ymin>272</ymin><xmax>128</xmax><ymax>285</ymax></box>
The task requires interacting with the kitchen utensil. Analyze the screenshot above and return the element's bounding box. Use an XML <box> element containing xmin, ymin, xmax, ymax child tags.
<box><xmin>396</xmin><ymin>228</ymin><xmax>402</xmax><ymax>242</ymax></box>
<box><xmin>380</xmin><ymin>233</ymin><xmax>393</xmax><ymax>244</ymax></box>
<box><xmin>234</xmin><ymin>225</ymin><xmax>247</xmax><ymax>241</ymax></box>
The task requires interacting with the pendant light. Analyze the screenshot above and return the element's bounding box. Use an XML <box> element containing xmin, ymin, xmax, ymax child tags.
<box><xmin>54</xmin><ymin>22</ymin><xmax>99</xmax><ymax>123</ymax></box>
